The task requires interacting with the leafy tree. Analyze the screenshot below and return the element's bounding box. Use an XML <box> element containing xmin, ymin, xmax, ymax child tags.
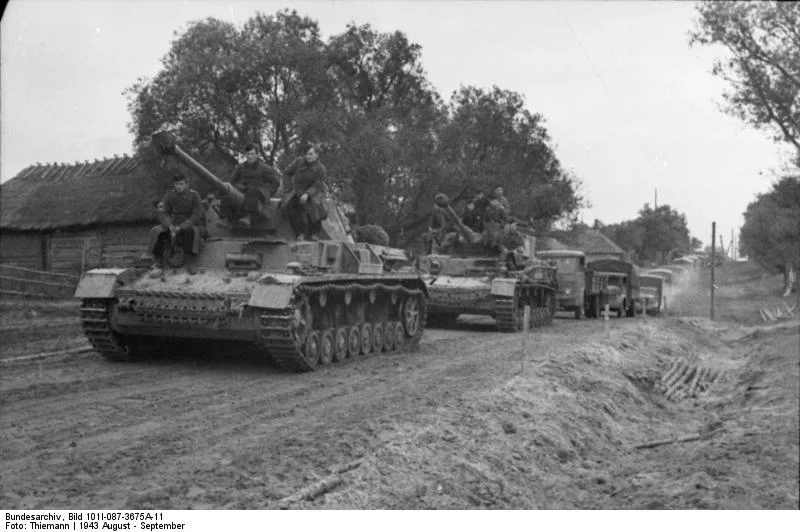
<box><xmin>437</xmin><ymin>86</ymin><xmax>584</xmax><ymax>233</ymax></box>
<box><xmin>324</xmin><ymin>24</ymin><xmax>444</xmax><ymax>244</ymax></box>
<box><xmin>126</xmin><ymin>10</ymin><xmax>330</xmax><ymax>170</ymax></box>
<box><xmin>739</xmin><ymin>176</ymin><xmax>800</xmax><ymax>293</ymax></box>
<box><xmin>597</xmin><ymin>204</ymin><xmax>695</xmax><ymax>265</ymax></box>
<box><xmin>124</xmin><ymin>11</ymin><xmax>583</xmax><ymax>248</ymax></box>
<box><xmin>690</xmin><ymin>1</ymin><xmax>800</xmax><ymax>164</ymax></box>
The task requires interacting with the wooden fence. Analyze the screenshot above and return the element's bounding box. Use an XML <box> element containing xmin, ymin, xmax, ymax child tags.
<box><xmin>0</xmin><ymin>264</ymin><xmax>80</xmax><ymax>299</ymax></box>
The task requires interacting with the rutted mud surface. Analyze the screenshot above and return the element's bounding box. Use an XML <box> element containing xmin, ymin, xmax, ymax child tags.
<box><xmin>0</xmin><ymin>265</ymin><xmax>797</xmax><ymax>509</ymax></box>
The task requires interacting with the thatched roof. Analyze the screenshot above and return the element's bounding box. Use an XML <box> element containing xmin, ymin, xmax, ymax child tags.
<box><xmin>1</xmin><ymin>156</ymin><xmax>173</xmax><ymax>230</ymax></box>
<box><xmin>574</xmin><ymin>228</ymin><xmax>624</xmax><ymax>256</ymax></box>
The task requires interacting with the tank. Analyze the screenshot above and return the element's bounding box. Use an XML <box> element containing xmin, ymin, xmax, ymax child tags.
<box><xmin>74</xmin><ymin>131</ymin><xmax>427</xmax><ymax>372</ymax></box>
<box><xmin>417</xmin><ymin>194</ymin><xmax>557</xmax><ymax>331</ymax></box>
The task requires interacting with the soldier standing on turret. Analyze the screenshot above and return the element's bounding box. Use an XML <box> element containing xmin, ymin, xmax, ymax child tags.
<box><xmin>220</xmin><ymin>143</ymin><xmax>281</xmax><ymax>228</ymax></box>
<box><xmin>148</xmin><ymin>173</ymin><xmax>204</xmax><ymax>276</ymax></box>
<box><xmin>283</xmin><ymin>143</ymin><xmax>328</xmax><ymax>241</ymax></box>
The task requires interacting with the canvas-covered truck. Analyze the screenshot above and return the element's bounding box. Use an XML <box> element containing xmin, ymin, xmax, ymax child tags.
<box><xmin>587</xmin><ymin>259</ymin><xmax>641</xmax><ymax>317</ymax></box>
<box><xmin>535</xmin><ymin>250</ymin><xmax>609</xmax><ymax>319</ymax></box>
<box><xmin>639</xmin><ymin>273</ymin><xmax>664</xmax><ymax>315</ymax></box>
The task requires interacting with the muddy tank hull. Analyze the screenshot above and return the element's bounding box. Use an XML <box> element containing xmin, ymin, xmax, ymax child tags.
<box><xmin>78</xmin><ymin>270</ymin><xmax>426</xmax><ymax>372</ymax></box>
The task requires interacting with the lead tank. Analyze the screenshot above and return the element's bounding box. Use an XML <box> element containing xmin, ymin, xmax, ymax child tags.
<box><xmin>417</xmin><ymin>194</ymin><xmax>557</xmax><ymax>331</ymax></box>
<box><xmin>75</xmin><ymin>131</ymin><xmax>427</xmax><ymax>372</ymax></box>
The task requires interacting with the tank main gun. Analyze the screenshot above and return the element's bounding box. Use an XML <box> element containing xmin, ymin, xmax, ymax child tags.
<box><xmin>434</xmin><ymin>193</ymin><xmax>482</xmax><ymax>245</ymax></box>
<box><xmin>151</xmin><ymin>131</ymin><xmax>244</xmax><ymax>210</ymax></box>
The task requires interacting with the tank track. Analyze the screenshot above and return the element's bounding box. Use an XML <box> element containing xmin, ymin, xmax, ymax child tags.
<box><xmin>258</xmin><ymin>281</ymin><xmax>426</xmax><ymax>372</ymax></box>
<box><xmin>494</xmin><ymin>284</ymin><xmax>556</xmax><ymax>332</ymax></box>
<box><xmin>79</xmin><ymin>298</ymin><xmax>137</xmax><ymax>361</ymax></box>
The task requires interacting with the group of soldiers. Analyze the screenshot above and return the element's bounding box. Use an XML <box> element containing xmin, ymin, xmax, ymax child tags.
<box><xmin>426</xmin><ymin>185</ymin><xmax>526</xmax><ymax>256</ymax></box>
<box><xmin>148</xmin><ymin>143</ymin><xmax>327</xmax><ymax>275</ymax></box>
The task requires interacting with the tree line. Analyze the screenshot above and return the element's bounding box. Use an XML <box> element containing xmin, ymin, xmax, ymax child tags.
<box><xmin>126</xmin><ymin>10</ymin><xmax>584</xmax><ymax>248</ymax></box>
<box><xmin>691</xmin><ymin>1</ymin><xmax>799</xmax><ymax>291</ymax></box>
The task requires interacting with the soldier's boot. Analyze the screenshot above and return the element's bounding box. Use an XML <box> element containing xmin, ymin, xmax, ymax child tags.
<box><xmin>186</xmin><ymin>255</ymin><xmax>198</xmax><ymax>275</ymax></box>
<box><xmin>149</xmin><ymin>256</ymin><xmax>166</xmax><ymax>280</ymax></box>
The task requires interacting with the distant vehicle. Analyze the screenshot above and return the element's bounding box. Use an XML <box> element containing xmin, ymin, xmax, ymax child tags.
<box><xmin>639</xmin><ymin>274</ymin><xmax>665</xmax><ymax>314</ymax></box>
<box><xmin>646</xmin><ymin>269</ymin><xmax>674</xmax><ymax>284</ymax></box>
<box><xmin>587</xmin><ymin>259</ymin><xmax>641</xmax><ymax>317</ymax></box>
<box><xmin>535</xmin><ymin>250</ymin><xmax>609</xmax><ymax>319</ymax></box>
<box><xmin>663</xmin><ymin>263</ymin><xmax>689</xmax><ymax>280</ymax></box>
<box><xmin>417</xmin><ymin>194</ymin><xmax>557</xmax><ymax>332</ymax></box>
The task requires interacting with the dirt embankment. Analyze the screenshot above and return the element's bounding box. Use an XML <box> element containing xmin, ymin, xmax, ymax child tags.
<box><xmin>0</xmin><ymin>262</ymin><xmax>797</xmax><ymax>509</ymax></box>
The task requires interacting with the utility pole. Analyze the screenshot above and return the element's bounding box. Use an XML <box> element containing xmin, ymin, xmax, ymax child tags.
<box><xmin>654</xmin><ymin>188</ymin><xmax>658</xmax><ymax>209</ymax></box>
<box><xmin>711</xmin><ymin>222</ymin><xmax>716</xmax><ymax>321</ymax></box>
<box><xmin>730</xmin><ymin>228</ymin><xmax>734</xmax><ymax>261</ymax></box>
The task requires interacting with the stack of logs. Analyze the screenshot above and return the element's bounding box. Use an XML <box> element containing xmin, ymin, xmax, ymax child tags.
<box><xmin>655</xmin><ymin>359</ymin><xmax>723</xmax><ymax>401</ymax></box>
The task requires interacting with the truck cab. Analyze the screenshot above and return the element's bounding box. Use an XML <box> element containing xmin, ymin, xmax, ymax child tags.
<box><xmin>536</xmin><ymin>250</ymin><xmax>592</xmax><ymax>319</ymax></box>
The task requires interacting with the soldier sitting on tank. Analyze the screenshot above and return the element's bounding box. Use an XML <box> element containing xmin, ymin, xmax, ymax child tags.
<box><xmin>283</xmin><ymin>143</ymin><xmax>328</xmax><ymax>241</ymax></box>
<box><xmin>498</xmin><ymin>219</ymin><xmax>526</xmax><ymax>266</ymax></box>
<box><xmin>220</xmin><ymin>143</ymin><xmax>282</xmax><ymax>228</ymax></box>
<box><xmin>481</xmin><ymin>196</ymin><xmax>511</xmax><ymax>251</ymax></box>
<box><xmin>489</xmin><ymin>185</ymin><xmax>511</xmax><ymax>214</ymax></box>
<box><xmin>147</xmin><ymin>173</ymin><xmax>204</xmax><ymax>276</ymax></box>
<box><xmin>461</xmin><ymin>199</ymin><xmax>484</xmax><ymax>233</ymax></box>
<box><xmin>425</xmin><ymin>201</ymin><xmax>453</xmax><ymax>254</ymax></box>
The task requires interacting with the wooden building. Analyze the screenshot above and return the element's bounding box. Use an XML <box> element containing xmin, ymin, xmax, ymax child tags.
<box><xmin>0</xmin><ymin>156</ymin><xmax>173</xmax><ymax>275</ymax></box>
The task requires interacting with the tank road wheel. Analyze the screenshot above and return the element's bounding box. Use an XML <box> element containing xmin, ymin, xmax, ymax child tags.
<box><xmin>302</xmin><ymin>331</ymin><xmax>321</xmax><ymax>369</ymax></box>
<box><xmin>291</xmin><ymin>299</ymin><xmax>311</xmax><ymax>350</ymax></box>
<box><xmin>347</xmin><ymin>326</ymin><xmax>361</xmax><ymax>358</ymax></box>
<box><xmin>319</xmin><ymin>330</ymin><xmax>334</xmax><ymax>366</ymax></box>
<box><xmin>383</xmin><ymin>322</ymin><xmax>396</xmax><ymax>352</ymax></box>
<box><xmin>360</xmin><ymin>323</ymin><xmax>373</xmax><ymax>356</ymax></box>
<box><xmin>333</xmin><ymin>328</ymin><xmax>348</xmax><ymax>363</ymax></box>
<box><xmin>393</xmin><ymin>320</ymin><xmax>405</xmax><ymax>351</ymax></box>
<box><xmin>401</xmin><ymin>296</ymin><xmax>422</xmax><ymax>338</ymax></box>
<box><xmin>372</xmin><ymin>323</ymin><xmax>384</xmax><ymax>353</ymax></box>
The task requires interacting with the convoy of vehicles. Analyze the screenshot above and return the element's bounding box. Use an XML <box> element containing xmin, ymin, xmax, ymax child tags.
<box><xmin>534</xmin><ymin>250</ymin><xmax>609</xmax><ymax>319</ymax></box>
<box><xmin>71</xmin><ymin>135</ymin><xmax>693</xmax><ymax>368</ymax></box>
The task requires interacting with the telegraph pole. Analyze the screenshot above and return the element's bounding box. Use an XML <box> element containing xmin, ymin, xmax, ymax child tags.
<box><xmin>711</xmin><ymin>222</ymin><xmax>716</xmax><ymax>321</ymax></box>
<box><xmin>654</xmin><ymin>188</ymin><xmax>658</xmax><ymax>209</ymax></box>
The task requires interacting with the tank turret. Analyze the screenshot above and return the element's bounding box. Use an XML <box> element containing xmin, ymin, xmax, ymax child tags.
<box><xmin>152</xmin><ymin>131</ymin><xmax>245</xmax><ymax>212</ymax></box>
<box><xmin>434</xmin><ymin>193</ymin><xmax>482</xmax><ymax>245</ymax></box>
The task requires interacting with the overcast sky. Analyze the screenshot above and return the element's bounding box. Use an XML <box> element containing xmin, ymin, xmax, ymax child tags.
<box><xmin>1</xmin><ymin>0</ymin><xmax>793</xmax><ymax>247</ymax></box>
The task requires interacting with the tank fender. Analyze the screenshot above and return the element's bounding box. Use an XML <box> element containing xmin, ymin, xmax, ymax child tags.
<box><xmin>248</xmin><ymin>274</ymin><xmax>300</xmax><ymax>309</ymax></box>
<box><xmin>490</xmin><ymin>278</ymin><xmax>518</xmax><ymax>297</ymax></box>
<box><xmin>74</xmin><ymin>268</ymin><xmax>137</xmax><ymax>299</ymax></box>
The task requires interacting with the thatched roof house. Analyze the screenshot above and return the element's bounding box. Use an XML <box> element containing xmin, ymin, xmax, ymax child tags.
<box><xmin>573</xmin><ymin>228</ymin><xmax>625</xmax><ymax>261</ymax></box>
<box><xmin>0</xmin><ymin>156</ymin><xmax>173</xmax><ymax>273</ymax></box>
<box><xmin>547</xmin><ymin>226</ymin><xmax>626</xmax><ymax>262</ymax></box>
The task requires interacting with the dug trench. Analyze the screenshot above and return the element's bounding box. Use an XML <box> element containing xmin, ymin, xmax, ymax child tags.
<box><xmin>0</xmin><ymin>267</ymin><xmax>797</xmax><ymax>509</ymax></box>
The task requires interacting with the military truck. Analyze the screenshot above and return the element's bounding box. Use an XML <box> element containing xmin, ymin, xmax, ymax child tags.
<box><xmin>587</xmin><ymin>259</ymin><xmax>641</xmax><ymax>317</ymax></box>
<box><xmin>74</xmin><ymin>131</ymin><xmax>428</xmax><ymax>372</ymax></box>
<box><xmin>417</xmin><ymin>194</ymin><xmax>557</xmax><ymax>332</ymax></box>
<box><xmin>535</xmin><ymin>249</ymin><xmax>609</xmax><ymax>319</ymax></box>
<box><xmin>639</xmin><ymin>273</ymin><xmax>664</xmax><ymax>315</ymax></box>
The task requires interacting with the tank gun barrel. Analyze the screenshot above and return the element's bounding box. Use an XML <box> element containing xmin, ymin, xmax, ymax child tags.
<box><xmin>151</xmin><ymin>131</ymin><xmax>243</xmax><ymax>205</ymax></box>
<box><xmin>434</xmin><ymin>193</ymin><xmax>482</xmax><ymax>244</ymax></box>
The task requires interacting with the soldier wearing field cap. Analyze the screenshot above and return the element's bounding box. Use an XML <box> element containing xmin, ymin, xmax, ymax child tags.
<box><xmin>283</xmin><ymin>142</ymin><xmax>328</xmax><ymax>241</ymax></box>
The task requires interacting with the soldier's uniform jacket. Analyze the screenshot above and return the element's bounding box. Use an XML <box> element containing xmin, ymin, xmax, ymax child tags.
<box><xmin>159</xmin><ymin>188</ymin><xmax>204</xmax><ymax>230</ymax></box>
<box><xmin>230</xmin><ymin>160</ymin><xmax>281</xmax><ymax>196</ymax></box>
<box><xmin>283</xmin><ymin>156</ymin><xmax>328</xmax><ymax>223</ymax></box>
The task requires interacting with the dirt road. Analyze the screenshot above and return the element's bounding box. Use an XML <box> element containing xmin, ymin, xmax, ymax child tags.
<box><xmin>1</xmin><ymin>266</ymin><xmax>798</xmax><ymax>509</ymax></box>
